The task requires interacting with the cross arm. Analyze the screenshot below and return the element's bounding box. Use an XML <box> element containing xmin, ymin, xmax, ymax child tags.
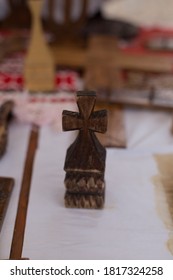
<box><xmin>62</xmin><ymin>110</ymin><xmax>82</xmax><ymax>131</ymax></box>
<box><xmin>89</xmin><ymin>110</ymin><xmax>107</xmax><ymax>133</ymax></box>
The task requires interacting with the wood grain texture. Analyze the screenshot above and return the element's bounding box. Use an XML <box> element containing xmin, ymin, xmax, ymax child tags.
<box><xmin>0</xmin><ymin>177</ymin><xmax>14</xmax><ymax>232</ymax></box>
<box><xmin>65</xmin><ymin>171</ymin><xmax>105</xmax><ymax>195</ymax></box>
<box><xmin>0</xmin><ymin>101</ymin><xmax>14</xmax><ymax>158</ymax></box>
<box><xmin>63</xmin><ymin>91</ymin><xmax>107</xmax><ymax>173</ymax></box>
<box><xmin>24</xmin><ymin>0</ymin><xmax>55</xmax><ymax>92</ymax></box>
<box><xmin>65</xmin><ymin>192</ymin><xmax>105</xmax><ymax>209</ymax></box>
<box><xmin>63</xmin><ymin>91</ymin><xmax>107</xmax><ymax>209</ymax></box>
<box><xmin>9</xmin><ymin>126</ymin><xmax>39</xmax><ymax>260</ymax></box>
<box><xmin>96</xmin><ymin>103</ymin><xmax>126</xmax><ymax>148</ymax></box>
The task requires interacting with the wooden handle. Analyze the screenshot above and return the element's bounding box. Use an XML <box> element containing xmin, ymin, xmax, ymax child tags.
<box><xmin>28</xmin><ymin>0</ymin><xmax>43</xmax><ymax>18</ymax></box>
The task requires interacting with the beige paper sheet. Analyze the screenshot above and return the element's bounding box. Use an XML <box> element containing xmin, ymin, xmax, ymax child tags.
<box><xmin>153</xmin><ymin>154</ymin><xmax>173</xmax><ymax>255</ymax></box>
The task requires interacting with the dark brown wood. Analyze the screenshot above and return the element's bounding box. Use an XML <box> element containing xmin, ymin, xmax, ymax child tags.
<box><xmin>79</xmin><ymin>0</ymin><xmax>88</xmax><ymax>23</ymax></box>
<box><xmin>0</xmin><ymin>0</ymin><xmax>31</xmax><ymax>28</ymax></box>
<box><xmin>0</xmin><ymin>101</ymin><xmax>14</xmax><ymax>158</ymax></box>
<box><xmin>0</xmin><ymin>34</ymin><xmax>26</xmax><ymax>63</ymax></box>
<box><xmin>62</xmin><ymin>91</ymin><xmax>107</xmax><ymax>209</ymax></box>
<box><xmin>0</xmin><ymin>177</ymin><xmax>14</xmax><ymax>232</ymax></box>
<box><xmin>65</xmin><ymin>192</ymin><xmax>105</xmax><ymax>209</ymax></box>
<box><xmin>64</xmin><ymin>0</ymin><xmax>72</xmax><ymax>25</ymax></box>
<box><xmin>9</xmin><ymin>126</ymin><xmax>39</xmax><ymax>260</ymax></box>
<box><xmin>41</xmin><ymin>0</ymin><xmax>88</xmax><ymax>41</ymax></box>
<box><xmin>47</xmin><ymin>0</ymin><xmax>54</xmax><ymax>22</ymax></box>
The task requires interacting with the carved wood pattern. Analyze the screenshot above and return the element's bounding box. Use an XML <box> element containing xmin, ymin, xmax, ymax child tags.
<box><xmin>65</xmin><ymin>192</ymin><xmax>105</xmax><ymax>209</ymax></box>
<box><xmin>0</xmin><ymin>101</ymin><xmax>14</xmax><ymax>158</ymax></box>
<box><xmin>0</xmin><ymin>177</ymin><xmax>14</xmax><ymax>232</ymax></box>
<box><xmin>62</xmin><ymin>91</ymin><xmax>107</xmax><ymax>209</ymax></box>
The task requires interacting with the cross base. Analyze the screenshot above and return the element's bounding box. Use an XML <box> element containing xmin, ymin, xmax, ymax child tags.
<box><xmin>64</xmin><ymin>171</ymin><xmax>105</xmax><ymax>195</ymax></box>
<box><xmin>64</xmin><ymin>190</ymin><xmax>105</xmax><ymax>209</ymax></box>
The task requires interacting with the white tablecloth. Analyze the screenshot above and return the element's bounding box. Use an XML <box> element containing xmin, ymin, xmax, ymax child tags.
<box><xmin>0</xmin><ymin>121</ymin><xmax>31</xmax><ymax>259</ymax></box>
<box><xmin>1</xmin><ymin>107</ymin><xmax>173</xmax><ymax>259</ymax></box>
<box><xmin>102</xmin><ymin>0</ymin><xmax>173</xmax><ymax>29</ymax></box>
<box><xmin>23</xmin><ymin>108</ymin><xmax>173</xmax><ymax>259</ymax></box>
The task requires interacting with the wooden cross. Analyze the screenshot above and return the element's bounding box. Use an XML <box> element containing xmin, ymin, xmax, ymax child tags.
<box><xmin>62</xmin><ymin>91</ymin><xmax>107</xmax><ymax>208</ymax></box>
<box><xmin>62</xmin><ymin>91</ymin><xmax>107</xmax><ymax>173</ymax></box>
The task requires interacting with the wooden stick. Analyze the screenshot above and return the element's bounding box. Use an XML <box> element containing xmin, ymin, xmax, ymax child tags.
<box><xmin>9</xmin><ymin>125</ymin><xmax>39</xmax><ymax>260</ymax></box>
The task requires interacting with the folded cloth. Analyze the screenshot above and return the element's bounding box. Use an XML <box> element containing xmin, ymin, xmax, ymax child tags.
<box><xmin>0</xmin><ymin>91</ymin><xmax>77</xmax><ymax>130</ymax></box>
<box><xmin>0</xmin><ymin>52</ymin><xmax>82</xmax><ymax>91</ymax></box>
<box><xmin>102</xmin><ymin>0</ymin><xmax>173</xmax><ymax>29</ymax></box>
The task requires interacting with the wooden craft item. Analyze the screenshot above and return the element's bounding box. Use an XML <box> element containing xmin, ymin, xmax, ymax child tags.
<box><xmin>0</xmin><ymin>177</ymin><xmax>14</xmax><ymax>232</ymax></box>
<box><xmin>85</xmin><ymin>36</ymin><xmax>126</xmax><ymax>148</ymax></box>
<box><xmin>48</xmin><ymin>35</ymin><xmax>173</xmax><ymax>149</ymax></box>
<box><xmin>10</xmin><ymin>126</ymin><xmax>39</xmax><ymax>260</ymax></box>
<box><xmin>0</xmin><ymin>101</ymin><xmax>14</xmax><ymax>158</ymax></box>
<box><xmin>62</xmin><ymin>91</ymin><xmax>107</xmax><ymax>209</ymax></box>
<box><xmin>24</xmin><ymin>0</ymin><xmax>55</xmax><ymax>92</ymax></box>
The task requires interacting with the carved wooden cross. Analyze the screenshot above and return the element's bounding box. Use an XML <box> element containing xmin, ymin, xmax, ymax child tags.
<box><xmin>62</xmin><ymin>91</ymin><xmax>107</xmax><ymax>173</ymax></box>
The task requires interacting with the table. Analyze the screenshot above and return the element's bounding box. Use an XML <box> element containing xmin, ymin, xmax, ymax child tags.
<box><xmin>1</xmin><ymin>105</ymin><xmax>173</xmax><ymax>259</ymax></box>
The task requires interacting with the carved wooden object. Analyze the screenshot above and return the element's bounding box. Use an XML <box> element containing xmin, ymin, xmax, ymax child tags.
<box><xmin>85</xmin><ymin>36</ymin><xmax>126</xmax><ymax>148</ymax></box>
<box><xmin>0</xmin><ymin>177</ymin><xmax>14</xmax><ymax>232</ymax></box>
<box><xmin>85</xmin><ymin>36</ymin><xmax>121</xmax><ymax>91</ymax></box>
<box><xmin>62</xmin><ymin>91</ymin><xmax>107</xmax><ymax>209</ymax></box>
<box><xmin>10</xmin><ymin>126</ymin><xmax>39</xmax><ymax>260</ymax></box>
<box><xmin>0</xmin><ymin>101</ymin><xmax>14</xmax><ymax>158</ymax></box>
<box><xmin>24</xmin><ymin>0</ymin><xmax>55</xmax><ymax>92</ymax></box>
